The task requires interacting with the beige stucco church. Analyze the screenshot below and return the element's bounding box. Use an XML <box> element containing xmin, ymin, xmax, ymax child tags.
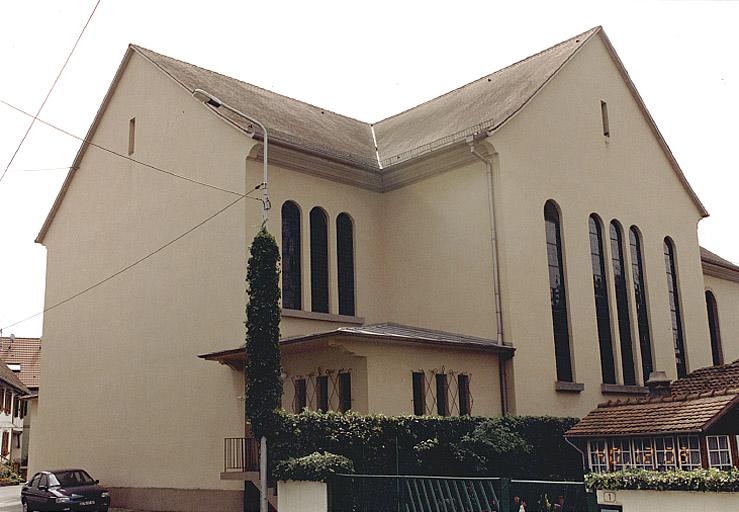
<box><xmin>29</xmin><ymin>26</ymin><xmax>739</xmax><ymax>510</ymax></box>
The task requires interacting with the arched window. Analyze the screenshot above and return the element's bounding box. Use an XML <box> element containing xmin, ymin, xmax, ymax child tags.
<box><xmin>589</xmin><ymin>215</ymin><xmax>616</xmax><ymax>384</ymax></box>
<box><xmin>544</xmin><ymin>201</ymin><xmax>573</xmax><ymax>382</ymax></box>
<box><xmin>610</xmin><ymin>221</ymin><xmax>636</xmax><ymax>385</ymax></box>
<box><xmin>664</xmin><ymin>238</ymin><xmax>687</xmax><ymax>378</ymax></box>
<box><xmin>630</xmin><ymin>227</ymin><xmax>654</xmax><ymax>382</ymax></box>
<box><xmin>336</xmin><ymin>213</ymin><xmax>355</xmax><ymax>316</ymax></box>
<box><xmin>281</xmin><ymin>201</ymin><xmax>302</xmax><ymax>310</ymax></box>
<box><xmin>705</xmin><ymin>291</ymin><xmax>723</xmax><ymax>366</ymax></box>
<box><xmin>310</xmin><ymin>207</ymin><xmax>329</xmax><ymax>313</ymax></box>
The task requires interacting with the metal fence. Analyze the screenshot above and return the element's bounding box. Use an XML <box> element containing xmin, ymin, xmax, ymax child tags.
<box><xmin>328</xmin><ymin>474</ymin><xmax>597</xmax><ymax>512</ymax></box>
<box><xmin>223</xmin><ymin>437</ymin><xmax>259</xmax><ymax>473</ymax></box>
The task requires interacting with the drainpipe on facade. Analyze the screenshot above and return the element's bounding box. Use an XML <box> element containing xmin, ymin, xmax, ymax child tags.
<box><xmin>467</xmin><ymin>136</ymin><xmax>509</xmax><ymax>415</ymax></box>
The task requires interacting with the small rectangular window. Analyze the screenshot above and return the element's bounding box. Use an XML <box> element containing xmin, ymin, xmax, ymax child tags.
<box><xmin>412</xmin><ymin>372</ymin><xmax>425</xmax><ymax>416</ymax></box>
<box><xmin>294</xmin><ymin>379</ymin><xmax>306</xmax><ymax>413</ymax></box>
<box><xmin>588</xmin><ymin>439</ymin><xmax>609</xmax><ymax>472</ymax></box>
<box><xmin>128</xmin><ymin>117</ymin><xmax>136</xmax><ymax>155</ymax></box>
<box><xmin>706</xmin><ymin>435</ymin><xmax>733</xmax><ymax>470</ymax></box>
<box><xmin>435</xmin><ymin>374</ymin><xmax>448</xmax><ymax>416</ymax></box>
<box><xmin>316</xmin><ymin>375</ymin><xmax>329</xmax><ymax>412</ymax></box>
<box><xmin>338</xmin><ymin>373</ymin><xmax>352</xmax><ymax>412</ymax></box>
<box><xmin>458</xmin><ymin>374</ymin><xmax>471</xmax><ymax>416</ymax></box>
<box><xmin>601</xmin><ymin>101</ymin><xmax>610</xmax><ymax>137</ymax></box>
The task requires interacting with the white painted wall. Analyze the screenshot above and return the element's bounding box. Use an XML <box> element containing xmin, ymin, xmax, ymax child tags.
<box><xmin>277</xmin><ymin>481</ymin><xmax>327</xmax><ymax>512</ymax></box>
<box><xmin>597</xmin><ymin>489</ymin><xmax>739</xmax><ymax>511</ymax></box>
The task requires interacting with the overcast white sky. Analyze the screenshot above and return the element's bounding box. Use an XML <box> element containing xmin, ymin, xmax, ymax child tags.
<box><xmin>1</xmin><ymin>0</ymin><xmax>738</xmax><ymax>337</ymax></box>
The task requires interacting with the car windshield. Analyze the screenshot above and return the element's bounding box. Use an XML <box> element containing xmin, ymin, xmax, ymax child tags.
<box><xmin>50</xmin><ymin>470</ymin><xmax>95</xmax><ymax>488</ymax></box>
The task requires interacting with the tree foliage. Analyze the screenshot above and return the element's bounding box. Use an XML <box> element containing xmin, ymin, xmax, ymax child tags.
<box><xmin>269</xmin><ymin>411</ymin><xmax>582</xmax><ymax>480</ymax></box>
<box><xmin>245</xmin><ymin>228</ymin><xmax>282</xmax><ymax>437</ymax></box>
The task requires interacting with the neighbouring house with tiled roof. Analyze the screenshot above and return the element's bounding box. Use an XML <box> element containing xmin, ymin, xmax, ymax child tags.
<box><xmin>567</xmin><ymin>361</ymin><xmax>739</xmax><ymax>472</ymax></box>
<box><xmin>0</xmin><ymin>336</ymin><xmax>41</xmax><ymax>475</ymax></box>
<box><xmin>28</xmin><ymin>25</ymin><xmax>739</xmax><ymax>511</ymax></box>
<box><xmin>0</xmin><ymin>346</ymin><xmax>30</xmax><ymax>473</ymax></box>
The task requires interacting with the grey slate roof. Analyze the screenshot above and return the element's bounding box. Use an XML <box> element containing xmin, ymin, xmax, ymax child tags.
<box><xmin>132</xmin><ymin>27</ymin><xmax>598</xmax><ymax>170</ymax></box>
<box><xmin>373</xmin><ymin>27</ymin><xmax>598</xmax><ymax>166</ymax></box>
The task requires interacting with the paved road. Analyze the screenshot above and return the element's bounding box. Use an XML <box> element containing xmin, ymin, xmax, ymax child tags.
<box><xmin>0</xmin><ymin>485</ymin><xmax>22</xmax><ymax>512</ymax></box>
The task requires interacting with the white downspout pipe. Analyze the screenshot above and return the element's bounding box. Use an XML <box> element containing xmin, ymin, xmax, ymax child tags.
<box><xmin>468</xmin><ymin>138</ymin><xmax>509</xmax><ymax>415</ymax></box>
<box><xmin>468</xmin><ymin>139</ymin><xmax>504</xmax><ymax>345</ymax></box>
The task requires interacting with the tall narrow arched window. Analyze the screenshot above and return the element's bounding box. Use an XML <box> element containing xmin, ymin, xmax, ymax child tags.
<box><xmin>310</xmin><ymin>207</ymin><xmax>329</xmax><ymax>313</ymax></box>
<box><xmin>610</xmin><ymin>221</ymin><xmax>636</xmax><ymax>385</ymax></box>
<box><xmin>664</xmin><ymin>238</ymin><xmax>687</xmax><ymax>378</ymax></box>
<box><xmin>544</xmin><ymin>201</ymin><xmax>573</xmax><ymax>382</ymax></box>
<box><xmin>336</xmin><ymin>213</ymin><xmax>355</xmax><ymax>316</ymax></box>
<box><xmin>589</xmin><ymin>215</ymin><xmax>616</xmax><ymax>384</ymax></box>
<box><xmin>630</xmin><ymin>227</ymin><xmax>654</xmax><ymax>382</ymax></box>
<box><xmin>281</xmin><ymin>201</ymin><xmax>302</xmax><ymax>310</ymax></box>
<box><xmin>705</xmin><ymin>291</ymin><xmax>723</xmax><ymax>366</ymax></box>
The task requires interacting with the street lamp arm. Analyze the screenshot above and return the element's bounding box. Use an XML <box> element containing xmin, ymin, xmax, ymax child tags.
<box><xmin>192</xmin><ymin>89</ymin><xmax>270</xmax><ymax>225</ymax></box>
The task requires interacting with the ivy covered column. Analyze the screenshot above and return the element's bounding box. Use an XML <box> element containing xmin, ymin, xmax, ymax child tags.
<box><xmin>245</xmin><ymin>228</ymin><xmax>282</xmax><ymax>512</ymax></box>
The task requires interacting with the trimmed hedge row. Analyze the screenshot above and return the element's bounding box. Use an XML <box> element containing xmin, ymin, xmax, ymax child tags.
<box><xmin>274</xmin><ymin>452</ymin><xmax>354</xmax><ymax>482</ymax></box>
<box><xmin>269</xmin><ymin>412</ymin><xmax>581</xmax><ymax>480</ymax></box>
<box><xmin>586</xmin><ymin>469</ymin><xmax>739</xmax><ymax>493</ymax></box>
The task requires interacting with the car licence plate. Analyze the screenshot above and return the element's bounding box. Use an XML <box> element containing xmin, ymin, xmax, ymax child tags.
<box><xmin>79</xmin><ymin>500</ymin><xmax>95</xmax><ymax>506</ymax></box>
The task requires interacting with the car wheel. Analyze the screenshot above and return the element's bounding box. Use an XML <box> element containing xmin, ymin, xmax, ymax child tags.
<box><xmin>22</xmin><ymin>501</ymin><xmax>31</xmax><ymax>512</ymax></box>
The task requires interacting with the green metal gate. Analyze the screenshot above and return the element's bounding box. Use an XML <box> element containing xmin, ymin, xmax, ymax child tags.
<box><xmin>328</xmin><ymin>474</ymin><xmax>597</xmax><ymax>512</ymax></box>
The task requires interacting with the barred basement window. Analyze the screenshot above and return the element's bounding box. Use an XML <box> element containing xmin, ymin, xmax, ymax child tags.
<box><xmin>458</xmin><ymin>374</ymin><xmax>471</xmax><ymax>416</ymax></box>
<box><xmin>610</xmin><ymin>221</ymin><xmax>636</xmax><ymax>385</ymax></box>
<box><xmin>316</xmin><ymin>375</ymin><xmax>329</xmax><ymax>412</ymax></box>
<box><xmin>338</xmin><ymin>372</ymin><xmax>352</xmax><ymax>412</ymax></box>
<box><xmin>705</xmin><ymin>291</ymin><xmax>724</xmax><ymax>366</ymax></box>
<box><xmin>664</xmin><ymin>238</ymin><xmax>688</xmax><ymax>378</ymax></box>
<box><xmin>281</xmin><ymin>201</ymin><xmax>302</xmax><ymax>310</ymax></box>
<box><xmin>630</xmin><ymin>227</ymin><xmax>654</xmax><ymax>382</ymax></box>
<box><xmin>589</xmin><ymin>215</ymin><xmax>616</xmax><ymax>384</ymax></box>
<box><xmin>435</xmin><ymin>374</ymin><xmax>448</xmax><ymax>416</ymax></box>
<box><xmin>336</xmin><ymin>213</ymin><xmax>356</xmax><ymax>316</ymax></box>
<box><xmin>294</xmin><ymin>378</ymin><xmax>307</xmax><ymax>413</ymax></box>
<box><xmin>412</xmin><ymin>372</ymin><xmax>425</xmax><ymax>416</ymax></box>
<box><xmin>310</xmin><ymin>208</ymin><xmax>329</xmax><ymax>313</ymax></box>
<box><xmin>707</xmin><ymin>435</ymin><xmax>733</xmax><ymax>470</ymax></box>
<box><xmin>544</xmin><ymin>201</ymin><xmax>573</xmax><ymax>382</ymax></box>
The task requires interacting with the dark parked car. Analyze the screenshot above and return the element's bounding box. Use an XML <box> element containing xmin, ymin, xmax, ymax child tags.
<box><xmin>21</xmin><ymin>469</ymin><xmax>110</xmax><ymax>512</ymax></box>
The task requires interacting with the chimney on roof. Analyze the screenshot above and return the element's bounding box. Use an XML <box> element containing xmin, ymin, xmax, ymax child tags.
<box><xmin>646</xmin><ymin>371</ymin><xmax>672</xmax><ymax>397</ymax></box>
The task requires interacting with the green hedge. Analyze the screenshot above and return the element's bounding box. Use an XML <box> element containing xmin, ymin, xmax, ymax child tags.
<box><xmin>0</xmin><ymin>464</ymin><xmax>23</xmax><ymax>486</ymax></box>
<box><xmin>586</xmin><ymin>469</ymin><xmax>739</xmax><ymax>493</ymax></box>
<box><xmin>274</xmin><ymin>452</ymin><xmax>354</xmax><ymax>482</ymax></box>
<box><xmin>269</xmin><ymin>412</ymin><xmax>581</xmax><ymax>480</ymax></box>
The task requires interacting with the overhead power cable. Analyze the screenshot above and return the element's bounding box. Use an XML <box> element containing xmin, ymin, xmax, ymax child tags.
<box><xmin>0</xmin><ymin>185</ymin><xmax>263</xmax><ymax>332</ymax></box>
<box><xmin>0</xmin><ymin>99</ymin><xmax>243</xmax><ymax>196</ymax></box>
<box><xmin>0</xmin><ymin>0</ymin><xmax>102</xmax><ymax>185</ymax></box>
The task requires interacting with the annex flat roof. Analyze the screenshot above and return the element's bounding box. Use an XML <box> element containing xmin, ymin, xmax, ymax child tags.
<box><xmin>199</xmin><ymin>322</ymin><xmax>513</xmax><ymax>368</ymax></box>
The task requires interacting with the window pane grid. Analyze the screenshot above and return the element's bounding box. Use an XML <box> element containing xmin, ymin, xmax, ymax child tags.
<box><xmin>590</xmin><ymin>216</ymin><xmax>616</xmax><ymax>384</ymax></box>
<box><xmin>310</xmin><ymin>208</ymin><xmax>329</xmax><ymax>313</ymax></box>
<box><xmin>610</xmin><ymin>222</ymin><xmax>636</xmax><ymax>385</ymax></box>
<box><xmin>706</xmin><ymin>435</ymin><xmax>733</xmax><ymax>470</ymax></box>
<box><xmin>336</xmin><ymin>213</ymin><xmax>356</xmax><ymax>316</ymax></box>
<box><xmin>281</xmin><ymin>201</ymin><xmax>302</xmax><ymax>310</ymax></box>
<box><xmin>630</xmin><ymin>228</ymin><xmax>654</xmax><ymax>382</ymax></box>
<box><xmin>664</xmin><ymin>239</ymin><xmax>687</xmax><ymax>378</ymax></box>
<box><xmin>545</xmin><ymin>202</ymin><xmax>573</xmax><ymax>382</ymax></box>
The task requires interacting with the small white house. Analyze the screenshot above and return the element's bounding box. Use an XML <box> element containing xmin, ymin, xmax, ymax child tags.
<box><xmin>0</xmin><ymin>361</ymin><xmax>30</xmax><ymax>472</ymax></box>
